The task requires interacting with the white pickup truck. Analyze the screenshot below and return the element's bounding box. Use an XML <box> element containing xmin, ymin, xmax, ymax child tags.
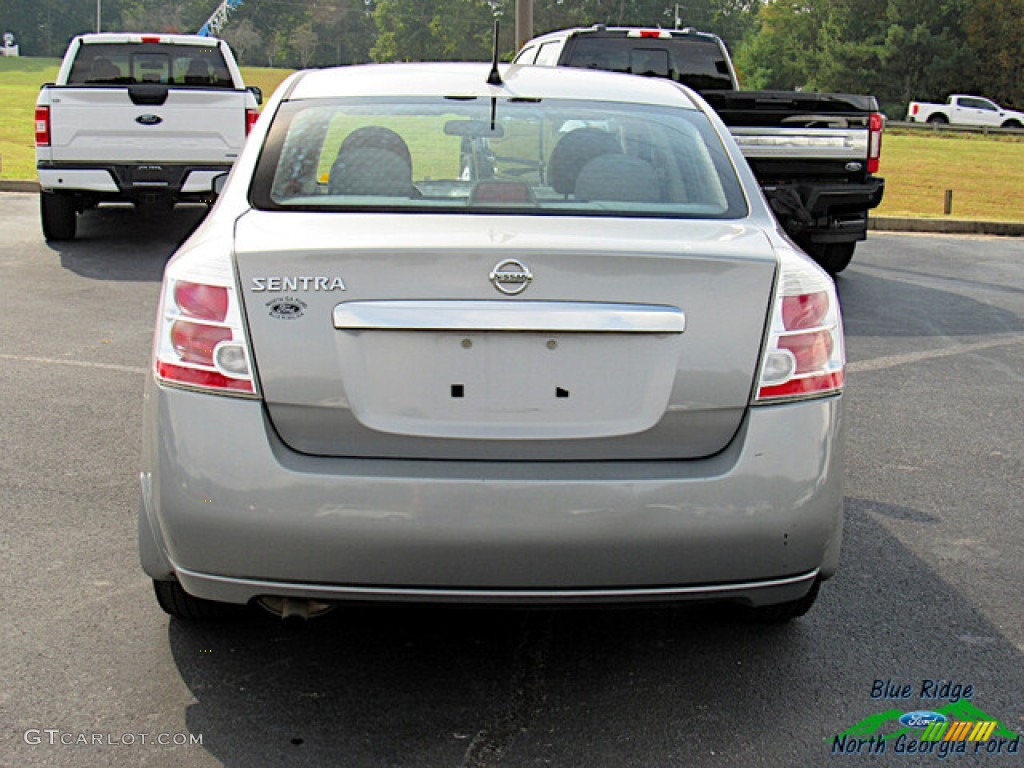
<box><xmin>35</xmin><ymin>33</ymin><xmax>262</xmax><ymax>240</ymax></box>
<box><xmin>907</xmin><ymin>95</ymin><xmax>1024</xmax><ymax>128</ymax></box>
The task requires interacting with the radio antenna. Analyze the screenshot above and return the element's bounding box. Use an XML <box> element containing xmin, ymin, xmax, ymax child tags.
<box><xmin>486</xmin><ymin>20</ymin><xmax>503</xmax><ymax>86</ymax></box>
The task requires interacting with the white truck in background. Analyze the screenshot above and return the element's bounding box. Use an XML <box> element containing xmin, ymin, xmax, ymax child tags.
<box><xmin>907</xmin><ymin>95</ymin><xmax>1024</xmax><ymax>128</ymax></box>
<box><xmin>35</xmin><ymin>33</ymin><xmax>262</xmax><ymax>240</ymax></box>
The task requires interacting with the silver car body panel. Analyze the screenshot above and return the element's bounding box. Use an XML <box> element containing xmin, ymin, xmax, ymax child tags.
<box><xmin>235</xmin><ymin>214</ymin><xmax>776</xmax><ymax>458</ymax></box>
<box><xmin>139</xmin><ymin>382</ymin><xmax>843</xmax><ymax>605</ymax></box>
<box><xmin>173</xmin><ymin>567</ymin><xmax>820</xmax><ymax>607</ymax></box>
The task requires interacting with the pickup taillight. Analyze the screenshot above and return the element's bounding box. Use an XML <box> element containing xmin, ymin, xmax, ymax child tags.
<box><xmin>35</xmin><ymin>106</ymin><xmax>51</xmax><ymax>147</ymax></box>
<box><xmin>246</xmin><ymin>108</ymin><xmax>259</xmax><ymax>136</ymax></box>
<box><xmin>867</xmin><ymin>112</ymin><xmax>883</xmax><ymax>174</ymax></box>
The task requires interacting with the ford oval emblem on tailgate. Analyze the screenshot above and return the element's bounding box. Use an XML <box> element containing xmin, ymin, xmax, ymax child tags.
<box><xmin>136</xmin><ymin>114</ymin><xmax>163</xmax><ymax>126</ymax></box>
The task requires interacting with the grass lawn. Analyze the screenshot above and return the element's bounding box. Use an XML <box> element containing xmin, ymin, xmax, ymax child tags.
<box><xmin>0</xmin><ymin>57</ymin><xmax>61</xmax><ymax>179</ymax></box>
<box><xmin>875</xmin><ymin>130</ymin><xmax>1024</xmax><ymax>221</ymax></box>
<box><xmin>2</xmin><ymin>56</ymin><xmax>1022</xmax><ymax>222</ymax></box>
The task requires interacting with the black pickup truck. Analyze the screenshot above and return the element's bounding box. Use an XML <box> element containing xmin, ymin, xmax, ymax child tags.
<box><xmin>514</xmin><ymin>25</ymin><xmax>885</xmax><ymax>274</ymax></box>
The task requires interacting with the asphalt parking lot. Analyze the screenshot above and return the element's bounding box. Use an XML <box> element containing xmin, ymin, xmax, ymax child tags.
<box><xmin>1</xmin><ymin>192</ymin><xmax>1022</xmax><ymax>767</ymax></box>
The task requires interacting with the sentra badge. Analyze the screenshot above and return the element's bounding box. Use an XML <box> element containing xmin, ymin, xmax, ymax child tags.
<box><xmin>251</xmin><ymin>276</ymin><xmax>346</xmax><ymax>292</ymax></box>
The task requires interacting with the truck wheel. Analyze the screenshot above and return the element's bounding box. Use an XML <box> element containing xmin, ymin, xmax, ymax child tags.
<box><xmin>153</xmin><ymin>579</ymin><xmax>241</xmax><ymax>621</ymax></box>
<box><xmin>40</xmin><ymin>191</ymin><xmax>77</xmax><ymax>241</ymax></box>
<box><xmin>1002</xmin><ymin>120</ymin><xmax>1022</xmax><ymax>129</ymax></box>
<box><xmin>926</xmin><ymin>114</ymin><xmax>948</xmax><ymax>124</ymax></box>
<box><xmin>806</xmin><ymin>242</ymin><xmax>855</xmax><ymax>275</ymax></box>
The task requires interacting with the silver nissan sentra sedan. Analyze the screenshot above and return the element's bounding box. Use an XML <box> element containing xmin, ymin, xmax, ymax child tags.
<box><xmin>139</xmin><ymin>62</ymin><xmax>845</xmax><ymax>623</ymax></box>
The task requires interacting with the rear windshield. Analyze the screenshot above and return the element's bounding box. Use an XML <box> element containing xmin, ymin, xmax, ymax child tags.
<box><xmin>566</xmin><ymin>37</ymin><xmax>734</xmax><ymax>91</ymax></box>
<box><xmin>251</xmin><ymin>97</ymin><xmax>747</xmax><ymax>219</ymax></box>
<box><xmin>67</xmin><ymin>43</ymin><xmax>234</xmax><ymax>87</ymax></box>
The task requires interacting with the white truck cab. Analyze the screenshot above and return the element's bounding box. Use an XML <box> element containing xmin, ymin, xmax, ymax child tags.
<box><xmin>907</xmin><ymin>95</ymin><xmax>1024</xmax><ymax>128</ymax></box>
<box><xmin>35</xmin><ymin>33</ymin><xmax>262</xmax><ymax>240</ymax></box>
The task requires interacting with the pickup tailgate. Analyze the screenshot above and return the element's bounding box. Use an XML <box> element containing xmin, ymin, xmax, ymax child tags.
<box><xmin>701</xmin><ymin>90</ymin><xmax>876</xmax><ymax>165</ymax></box>
<box><xmin>46</xmin><ymin>86</ymin><xmax>248</xmax><ymax>164</ymax></box>
<box><xmin>235</xmin><ymin>212</ymin><xmax>777</xmax><ymax>462</ymax></box>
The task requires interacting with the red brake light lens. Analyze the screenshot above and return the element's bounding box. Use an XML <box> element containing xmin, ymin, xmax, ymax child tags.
<box><xmin>867</xmin><ymin>112</ymin><xmax>884</xmax><ymax>174</ymax></box>
<box><xmin>780</xmin><ymin>330</ymin><xmax>834</xmax><ymax>373</ymax></box>
<box><xmin>156</xmin><ymin>362</ymin><xmax>255</xmax><ymax>393</ymax></box>
<box><xmin>174</xmin><ymin>281</ymin><xmax>229</xmax><ymax>321</ymax></box>
<box><xmin>155</xmin><ymin>274</ymin><xmax>256</xmax><ymax>396</ymax></box>
<box><xmin>246</xmin><ymin>108</ymin><xmax>259</xmax><ymax>135</ymax></box>
<box><xmin>755</xmin><ymin>246</ymin><xmax>845</xmax><ymax>403</ymax></box>
<box><xmin>170</xmin><ymin>321</ymin><xmax>233</xmax><ymax>365</ymax></box>
<box><xmin>141</xmin><ymin>36</ymin><xmax>161</xmax><ymax>44</ymax></box>
<box><xmin>629</xmin><ymin>29</ymin><xmax>669</xmax><ymax>39</ymax></box>
<box><xmin>782</xmin><ymin>291</ymin><xmax>828</xmax><ymax>331</ymax></box>
<box><xmin>35</xmin><ymin>106</ymin><xmax>51</xmax><ymax>146</ymax></box>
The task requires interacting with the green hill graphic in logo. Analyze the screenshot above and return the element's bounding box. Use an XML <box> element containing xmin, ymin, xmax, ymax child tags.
<box><xmin>835</xmin><ymin>700</ymin><xmax>1020</xmax><ymax>743</ymax></box>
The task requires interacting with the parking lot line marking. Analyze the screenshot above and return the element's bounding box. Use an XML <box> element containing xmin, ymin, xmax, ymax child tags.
<box><xmin>849</xmin><ymin>335</ymin><xmax>1024</xmax><ymax>374</ymax></box>
<box><xmin>0</xmin><ymin>353</ymin><xmax>146</xmax><ymax>375</ymax></box>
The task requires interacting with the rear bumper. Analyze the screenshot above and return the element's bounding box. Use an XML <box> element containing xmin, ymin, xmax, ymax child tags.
<box><xmin>794</xmin><ymin>178</ymin><xmax>886</xmax><ymax>219</ymax></box>
<box><xmin>764</xmin><ymin>178</ymin><xmax>885</xmax><ymax>239</ymax></box>
<box><xmin>37</xmin><ymin>163</ymin><xmax>231</xmax><ymax>200</ymax></box>
<box><xmin>140</xmin><ymin>382</ymin><xmax>844</xmax><ymax>607</ymax></box>
<box><xmin>173</xmin><ymin>565</ymin><xmax>821</xmax><ymax>607</ymax></box>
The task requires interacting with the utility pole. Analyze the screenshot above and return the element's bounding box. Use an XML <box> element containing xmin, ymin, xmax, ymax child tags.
<box><xmin>515</xmin><ymin>0</ymin><xmax>532</xmax><ymax>52</ymax></box>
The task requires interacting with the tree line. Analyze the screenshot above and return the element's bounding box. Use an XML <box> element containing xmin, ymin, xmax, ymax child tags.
<box><xmin>2</xmin><ymin>0</ymin><xmax>1021</xmax><ymax>113</ymax></box>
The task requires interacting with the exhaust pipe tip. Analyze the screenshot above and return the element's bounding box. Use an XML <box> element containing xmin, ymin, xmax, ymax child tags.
<box><xmin>280</xmin><ymin>597</ymin><xmax>309</xmax><ymax>629</ymax></box>
<box><xmin>256</xmin><ymin>596</ymin><xmax>335</xmax><ymax>626</ymax></box>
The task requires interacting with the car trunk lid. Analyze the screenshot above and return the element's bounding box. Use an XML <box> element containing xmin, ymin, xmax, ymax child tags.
<box><xmin>235</xmin><ymin>211</ymin><xmax>776</xmax><ymax>461</ymax></box>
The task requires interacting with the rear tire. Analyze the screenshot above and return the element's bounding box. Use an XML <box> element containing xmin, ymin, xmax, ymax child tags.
<box><xmin>748</xmin><ymin>579</ymin><xmax>820</xmax><ymax>623</ymax></box>
<box><xmin>926</xmin><ymin>114</ymin><xmax>948</xmax><ymax>125</ymax></box>
<box><xmin>40</xmin><ymin>191</ymin><xmax>77</xmax><ymax>241</ymax></box>
<box><xmin>153</xmin><ymin>579</ymin><xmax>241</xmax><ymax>621</ymax></box>
<box><xmin>805</xmin><ymin>241</ymin><xmax>856</xmax><ymax>275</ymax></box>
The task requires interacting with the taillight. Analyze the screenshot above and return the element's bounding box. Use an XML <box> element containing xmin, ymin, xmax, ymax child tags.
<box><xmin>155</xmin><ymin>263</ymin><xmax>257</xmax><ymax>396</ymax></box>
<box><xmin>35</xmin><ymin>106</ymin><xmax>51</xmax><ymax>147</ymax></box>
<box><xmin>755</xmin><ymin>245</ymin><xmax>844</xmax><ymax>403</ymax></box>
<box><xmin>628</xmin><ymin>29</ymin><xmax>670</xmax><ymax>38</ymax></box>
<box><xmin>911</xmin><ymin>103</ymin><xmax>919</xmax><ymax>116</ymax></box>
<box><xmin>246</xmin><ymin>108</ymin><xmax>259</xmax><ymax>136</ymax></box>
<box><xmin>867</xmin><ymin>112</ymin><xmax>884</xmax><ymax>174</ymax></box>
